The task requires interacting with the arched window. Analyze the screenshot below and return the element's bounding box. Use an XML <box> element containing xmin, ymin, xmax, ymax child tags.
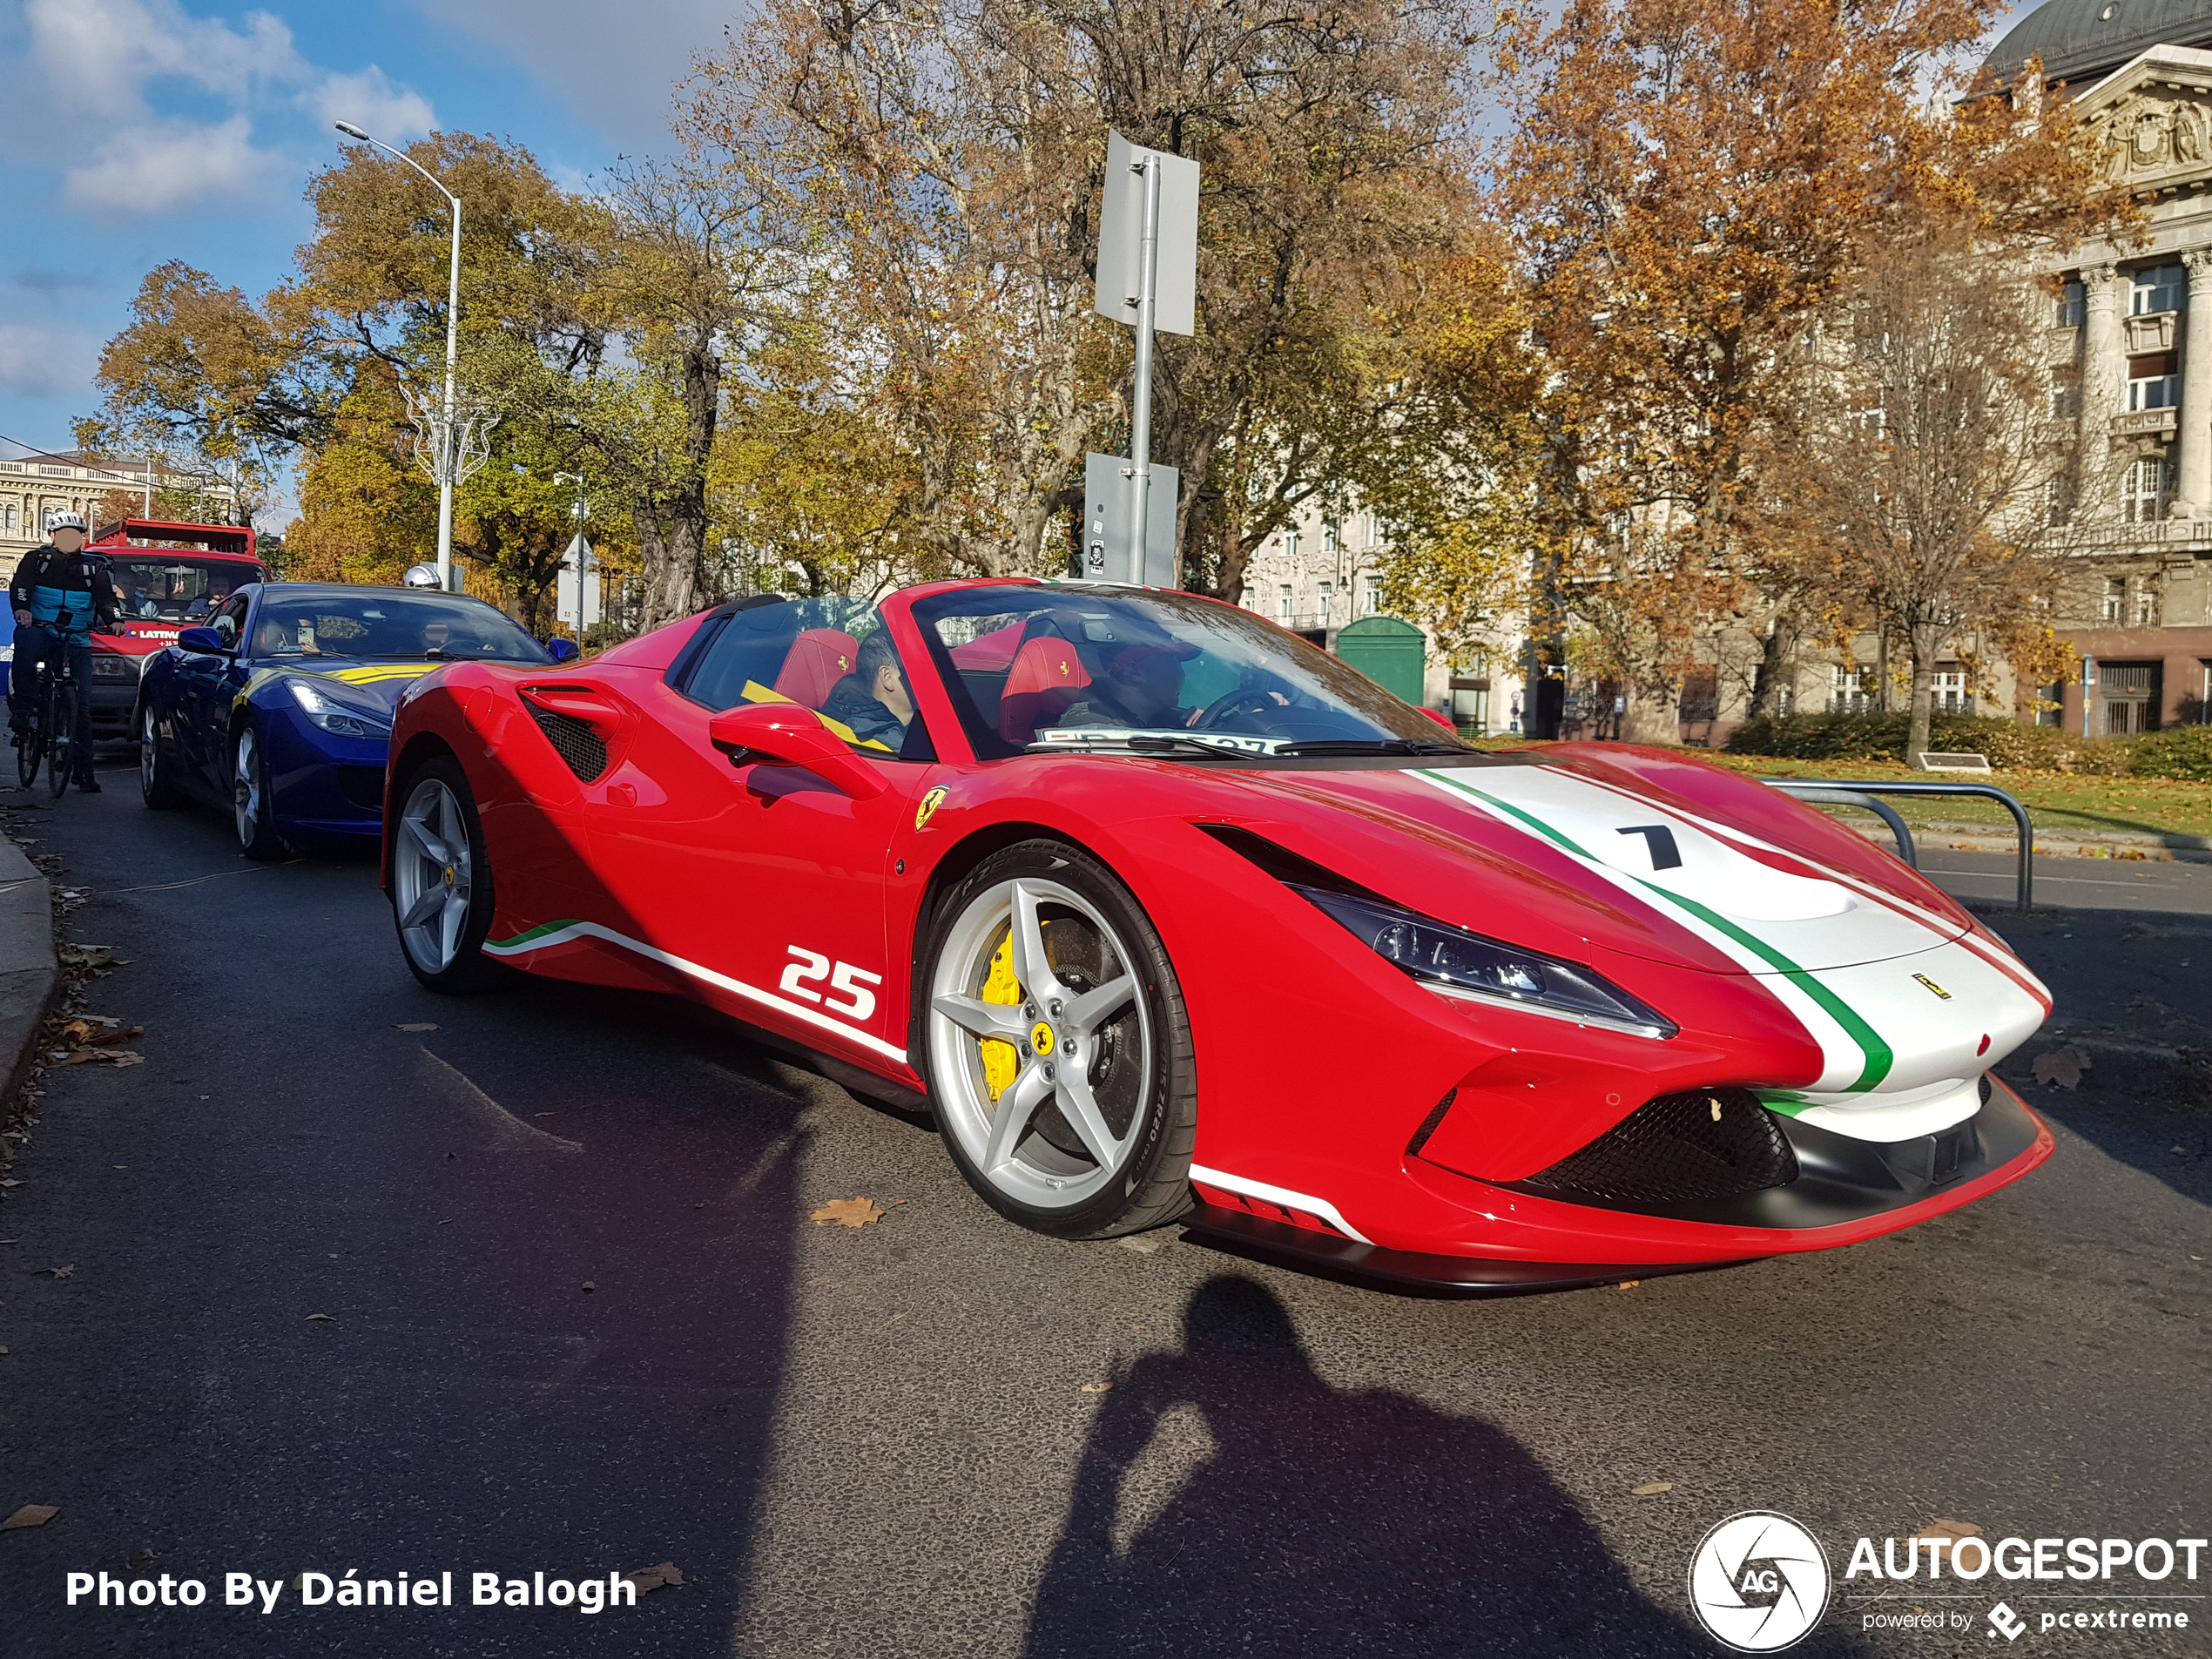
<box><xmin>2122</xmin><ymin>456</ymin><xmax>2170</xmax><ymax>523</ymax></box>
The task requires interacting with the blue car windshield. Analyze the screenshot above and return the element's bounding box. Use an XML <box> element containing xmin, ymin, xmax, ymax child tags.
<box><xmin>910</xmin><ymin>583</ymin><xmax>1469</xmax><ymax>760</ymax></box>
<box><xmin>252</xmin><ymin>592</ymin><xmax>549</xmax><ymax>663</ymax></box>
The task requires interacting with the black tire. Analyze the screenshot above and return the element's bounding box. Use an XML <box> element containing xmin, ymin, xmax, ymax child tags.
<box><xmin>14</xmin><ymin>680</ymin><xmax>42</xmax><ymax>789</ymax></box>
<box><xmin>138</xmin><ymin>701</ymin><xmax>184</xmax><ymax>809</ymax></box>
<box><xmin>916</xmin><ymin>839</ymin><xmax>1196</xmax><ymax>1239</ymax></box>
<box><xmin>232</xmin><ymin>724</ymin><xmax>287</xmax><ymax>860</ymax></box>
<box><xmin>45</xmin><ymin>681</ymin><xmax>72</xmax><ymax>799</ymax></box>
<box><xmin>389</xmin><ymin>755</ymin><xmax>500</xmax><ymax>994</ymax></box>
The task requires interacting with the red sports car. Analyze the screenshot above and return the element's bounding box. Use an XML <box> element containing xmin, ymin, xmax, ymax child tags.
<box><xmin>381</xmin><ymin>581</ymin><xmax>2053</xmax><ymax>1291</ymax></box>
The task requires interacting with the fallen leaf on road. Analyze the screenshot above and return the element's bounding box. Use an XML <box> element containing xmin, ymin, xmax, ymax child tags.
<box><xmin>54</xmin><ymin>1049</ymin><xmax>144</xmax><ymax>1068</ymax></box>
<box><xmin>61</xmin><ymin>1020</ymin><xmax>140</xmax><ymax>1047</ymax></box>
<box><xmin>41</xmin><ymin>1266</ymin><xmax>71</xmax><ymax>1279</ymax></box>
<box><xmin>394</xmin><ymin>1022</ymin><xmax>439</xmax><ymax>1032</ymax></box>
<box><xmin>0</xmin><ymin>1179</ymin><xmax>18</xmax><ymax>1188</ymax></box>
<box><xmin>1912</xmin><ymin>1519</ymin><xmax>1982</xmax><ymax>1544</ymax></box>
<box><xmin>811</xmin><ymin>1197</ymin><xmax>892</xmax><ymax>1227</ymax></box>
<box><xmin>1631</xmin><ymin>1482</ymin><xmax>1674</xmax><ymax>1496</ymax></box>
<box><xmin>1617</xmin><ymin>1279</ymin><xmax>1641</xmax><ymax>1290</ymax></box>
<box><xmin>1081</xmin><ymin>1383</ymin><xmax>1111</xmax><ymax>1394</ymax></box>
<box><xmin>2033</xmin><ymin>1048</ymin><xmax>2091</xmax><ymax>1089</ymax></box>
<box><xmin>1</xmin><ymin>1504</ymin><xmax>57</xmax><ymax>1529</ymax></box>
<box><xmin>304</xmin><ymin>1313</ymin><xmax>335</xmax><ymax>1322</ymax></box>
<box><xmin>625</xmin><ymin>1562</ymin><xmax>684</xmax><ymax>1594</ymax></box>
<box><xmin>582</xmin><ymin>1281</ymin><xmax>596</xmax><ymax>1293</ymax></box>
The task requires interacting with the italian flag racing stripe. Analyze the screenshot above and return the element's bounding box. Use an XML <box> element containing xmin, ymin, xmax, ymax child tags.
<box><xmin>1411</xmin><ymin>768</ymin><xmax>1894</xmax><ymax>1092</ymax></box>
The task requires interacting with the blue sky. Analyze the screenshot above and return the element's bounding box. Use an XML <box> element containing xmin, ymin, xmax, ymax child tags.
<box><xmin>0</xmin><ymin>0</ymin><xmax>2038</xmax><ymax>522</ymax></box>
<box><xmin>0</xmin><ymin>0</ymin><xmax>738</xmax><ymax>495</ymax></box>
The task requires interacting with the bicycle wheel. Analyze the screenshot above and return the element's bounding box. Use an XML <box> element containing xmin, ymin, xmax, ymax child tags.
<box><xmin>12</xmin><ymin>673</ymin><xmax>39</xmax><ymax>788</ymax></box>
<box><xmin>46</xmin><ymin>680</ymin><xmax>74</xmax><ymax>799</ymax></box>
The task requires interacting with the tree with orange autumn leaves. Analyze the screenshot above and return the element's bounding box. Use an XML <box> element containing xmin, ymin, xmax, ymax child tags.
<box><xmin>1487</xmin><ymin>0</ymin><xmax>2128</xmax><ymax>740</ymax></box>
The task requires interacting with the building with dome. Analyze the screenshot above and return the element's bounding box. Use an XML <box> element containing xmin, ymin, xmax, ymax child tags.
<box><xmin>1990</xmin><ymin>0</ymin><xmax>2212</xmax><ymax>731</ymax></box>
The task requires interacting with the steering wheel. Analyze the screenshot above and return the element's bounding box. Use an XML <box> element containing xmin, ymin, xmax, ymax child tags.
<box><xmin>1192</xmin><ymin>687</ymin><xmax>1285</xmax><ymax>730</ymax></box>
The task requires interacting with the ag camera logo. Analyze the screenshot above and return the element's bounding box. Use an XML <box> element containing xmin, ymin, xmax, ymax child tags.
<box><xmin>1688</xmin><ymin>1511</ymin><xmax>1833</xmax><ymax>1652</ymax></box>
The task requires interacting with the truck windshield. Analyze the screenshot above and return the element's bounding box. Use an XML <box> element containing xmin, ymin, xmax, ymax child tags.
<box><xmin>106</xmin><ymin>556</ymin><xmax>264</xmax><ymax>622</ymax></box>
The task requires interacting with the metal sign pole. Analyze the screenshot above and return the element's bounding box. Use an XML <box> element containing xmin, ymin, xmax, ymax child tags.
<box><xmin>1128</xmin><ymin>153</ymin><xmax>1163</xmax><ymax>582</ymax></box>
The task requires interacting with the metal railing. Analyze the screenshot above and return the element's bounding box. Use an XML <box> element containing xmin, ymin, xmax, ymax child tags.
<box><xmin>1760</xmin><ymin>779</ymin><xmax>2035</xmax><ymax>912</ymax></box>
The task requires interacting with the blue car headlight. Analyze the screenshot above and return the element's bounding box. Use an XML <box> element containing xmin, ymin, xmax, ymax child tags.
<box><xmin>287</xmin><ymin>678</ymin><xmax>392</xmax><ymax>739</ymax></box>
<box><xmin>1289</xmin><ymin>885</ymin><xmax>1677</xmax><ymax>1038</ymax></box>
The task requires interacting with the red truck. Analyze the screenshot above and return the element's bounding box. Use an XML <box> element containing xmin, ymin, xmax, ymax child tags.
<box><xmin>84</xmin><ymin>518</ymin><xmax>268</xmax><ymax>743</ymax></box>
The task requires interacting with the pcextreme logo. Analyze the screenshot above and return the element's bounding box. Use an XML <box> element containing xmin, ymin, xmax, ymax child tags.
<box><xmin>1688</xmin><ymin>1512</ymin><xmax>1833</xmax><ymax>1653</ymax></box>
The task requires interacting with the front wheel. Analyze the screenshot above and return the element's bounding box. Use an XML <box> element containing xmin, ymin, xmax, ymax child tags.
<box><xmin>44</xmin><ymin>681</ymin><xmax>73</xmax><ymax>799</ymax></box>
<box><xmin>919</xmin><ymin>840</ymin><xmax>1196</xmax><ymax>1239</ymax></box>
<box><xmin>233</xmin><ymin>725</ymin><xmax>287</xmax><ymax>859</ymax></box>
<box><xmin>15</xmin><ymin>685</ymin><xmax>42</xmax><ymax>789</ymax></box>
<box><xmin>390</xmin><ymin>756</ymin><xmax>498</xmax><ymax>993</ymax></box>
<box><xmin>139</xmin><ymin>702</ymin><xmax>184</xmax><ymax>809</ymax></box>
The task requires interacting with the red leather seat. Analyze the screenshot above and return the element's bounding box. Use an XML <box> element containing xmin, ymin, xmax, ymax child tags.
<box><xmin>998</xmin><ymin>636</ymin><xmax>1092</xmax><ymax>744</ymax></box>
<box><xmin>772</xmin><ymin>630</ymin><xmax>860</xmax><ymax>710</ymax></box>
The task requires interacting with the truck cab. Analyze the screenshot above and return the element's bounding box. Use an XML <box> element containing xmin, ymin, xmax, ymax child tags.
<box><xmin>83</xmin><ymin>519</ymin><xmax>268</xmax><ymax>744</ymax></box>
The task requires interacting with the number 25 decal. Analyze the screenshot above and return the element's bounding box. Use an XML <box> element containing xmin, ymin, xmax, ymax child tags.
<box><xmin>779</xmin><ymin>947</ymin><xmax>881</xmax><ymax>1022</ymax></box>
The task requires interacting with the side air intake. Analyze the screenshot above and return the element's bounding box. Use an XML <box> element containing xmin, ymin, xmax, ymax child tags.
<box><xmin>529</xmin><ymin>706</ymin><xmax>609</xmax><ymax>783</ymax></box>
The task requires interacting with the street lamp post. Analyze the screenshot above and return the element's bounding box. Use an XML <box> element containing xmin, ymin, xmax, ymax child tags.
<box><xmin>334</xmin><ymin>120</ymin><xmax>463</xmax><ymax>592</ymax></box>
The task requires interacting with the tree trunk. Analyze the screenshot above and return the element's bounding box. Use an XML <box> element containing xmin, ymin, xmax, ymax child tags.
<box><xmin>1905</xmin><ymin>623</ymin><xmax>1941</xmax><ymax>770</ymax></box>
<box><xmin>1748</xmin><ymin>612</ymin><xmax>1799</xmax><ymax>718</ymax></box>
<box><xmin>1621</xmin><ymin>682</ymin><xmax>1681</xmax><ymax>745</ymax></box>
<box><xmin>636</xmin><ymin>338</ymin><xmax>718</xmax><ymax>630</ymax></box>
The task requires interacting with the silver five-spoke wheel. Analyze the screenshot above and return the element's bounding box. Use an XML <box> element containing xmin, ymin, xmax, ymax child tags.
<box><xmin>394</xmin><ymin>774</ymin><xmax>475</xmax><ymax>976</ymax></box>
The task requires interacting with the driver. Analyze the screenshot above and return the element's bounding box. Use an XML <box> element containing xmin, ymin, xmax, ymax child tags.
<box><xmin>821</xmin><ymin>630</ymin><xmax>914</xmax><ymax>746</ymax></box>
<box><xmin>1059</xmin><ymin>629</ymin><xmax>1203</xmax><ymax>731</ymax></box>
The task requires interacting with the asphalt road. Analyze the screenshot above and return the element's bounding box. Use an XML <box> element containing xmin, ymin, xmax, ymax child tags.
<box><xmin>0</xmin><ymin>757</ymin><xmax>2205</xmax><ymax>1659</ymax></box>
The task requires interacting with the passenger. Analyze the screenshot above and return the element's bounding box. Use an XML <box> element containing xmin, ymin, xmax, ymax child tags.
<box><xmin>1058</xmin><ymin>631</ymin><xmax>1203</xmax><ymax>731</ymax></box>
<box><xmin>820</xmin><ymin>631</ymin><xmax>914</xmax><ymax>746</ymax></box>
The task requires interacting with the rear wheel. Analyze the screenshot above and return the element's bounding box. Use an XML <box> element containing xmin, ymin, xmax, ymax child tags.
<box><xmin>920</xmin><ymin>840</ymin><xmax>1195</xmax><ymax>1239</ymax></box>
<box><xmin>233</xmin><ymin>725</ymin><xmax>287</xmax><ymax>859</ymax></box>
<box><xmin>139</xmin><ymin>702</ymin><xmax>183</xmax><ymax>809</ymax></box>
<box><xmin>390</xmin><ymin>756</ymin><xmax>498</xmax><ymax>993</ymax></box>
<box><xmin>14</xmin><ymin>674</ymin><xmax>43</xmax><ymax>788</ymax></box>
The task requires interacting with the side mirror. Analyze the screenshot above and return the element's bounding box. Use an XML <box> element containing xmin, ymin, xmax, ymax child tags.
<box><xmin>177</xmin><ymin>625</ymin><xmax>231</xmax><ymax>654</ymax></box>
<box><xmin>707</xmin><ymin>703</ymin><xmax>887</xmax><ymax>799</ymax></box>
<box><xmin>546</xmin><ymin>637</ymin><xmax>581</xmax><ymax>664</ymax></box>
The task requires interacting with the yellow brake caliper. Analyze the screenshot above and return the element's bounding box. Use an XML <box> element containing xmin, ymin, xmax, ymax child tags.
<box><xmin>979</xmin><ymin>929</ymin><xmax>1022</xmax><ymax>1102</ymax></box>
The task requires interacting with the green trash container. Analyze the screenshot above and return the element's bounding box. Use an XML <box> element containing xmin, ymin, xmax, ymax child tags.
<box><xmin>1334</xmin><ymin>615</ymin><xmax>1426</xmax><ymax>706</ymax></box>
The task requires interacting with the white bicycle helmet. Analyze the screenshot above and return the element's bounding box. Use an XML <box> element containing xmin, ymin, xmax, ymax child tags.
<box><xmin>45</xmin><ymin>511</ymin><xmax>87</xmax><ymax>536</ymax></box>
<box><xmin>401</xmin><ymin>563</ymin><xmax>444</xmax><ymax>590</ymax></box>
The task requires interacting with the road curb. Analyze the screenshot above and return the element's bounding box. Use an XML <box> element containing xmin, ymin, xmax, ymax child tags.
<box><xmin>0</xmin><ymin>836</ymin><xmax>57</xmax><ymax>1105</ymax></box>
<box><xmin>1835</xmin><ymin>818</ymin><xmax>2212</xmax><ymax>864</ymax></box>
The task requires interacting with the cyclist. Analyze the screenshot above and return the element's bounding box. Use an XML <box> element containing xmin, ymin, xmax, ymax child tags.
<box><xmin>10</xmin><ymin>512</ymin><xmax>118</xmax><ymax>792</ymax></box>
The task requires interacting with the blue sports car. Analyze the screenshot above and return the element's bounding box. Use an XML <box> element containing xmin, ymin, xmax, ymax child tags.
<box><xmin>136</xmin><ymin>582</ymin><xmax>574</xmax><ymax>857</ymax></box>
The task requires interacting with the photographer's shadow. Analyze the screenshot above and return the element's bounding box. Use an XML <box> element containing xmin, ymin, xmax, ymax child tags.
<box><xmin>1023</xmin><ymin>1275</ymin><xmax>1699</xmax><ymax>1658</ymax></box>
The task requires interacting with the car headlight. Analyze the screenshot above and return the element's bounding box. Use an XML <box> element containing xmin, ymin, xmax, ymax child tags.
<box><xmin>287</xmin><ymin>678</ymin><xmax>391</xmax><ymax>739</ymax></box>
<box><xmin>91</xmin><ymin>655</ymin><xmax>139</xmax><ymax>680</ymax></box>
<box><xmin>1289</xmin><ymin>884</ymin><xmax>1677</xmax><ymax>1038</ymax></box>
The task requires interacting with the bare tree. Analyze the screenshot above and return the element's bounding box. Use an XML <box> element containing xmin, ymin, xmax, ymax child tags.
<box><xmin>1783</xmin><ymin>236</ymin><xmax>2063</xmax><ymax>765</ymax></box>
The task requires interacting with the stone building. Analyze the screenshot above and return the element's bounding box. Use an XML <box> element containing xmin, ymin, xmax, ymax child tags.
<box><xmin>0</xmin><ymin>448</ymin><xmax>236</xmax><ymax>568</ymax></box>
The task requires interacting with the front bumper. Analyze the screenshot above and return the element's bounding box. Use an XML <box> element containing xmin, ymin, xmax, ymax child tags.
<box><xmin>262</xmin><ymin>708</ymin><xmax>388</xmax><ymax>840</ymax></box>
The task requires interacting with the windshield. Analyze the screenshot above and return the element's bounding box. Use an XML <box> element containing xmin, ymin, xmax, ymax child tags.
<box><xmin>105</xmin><ymin>556</ymin><xmax>262</xmax><ymax>622</ymax></box>
<box><xmin>910</xmin><ymin>583</ymin><xmax>1468</xmax><ymax>760</ymax></box>
<box><xmin>250</xmin><ymin>591</ymin><xmax>550</xmax><ymax>664</ymax></box>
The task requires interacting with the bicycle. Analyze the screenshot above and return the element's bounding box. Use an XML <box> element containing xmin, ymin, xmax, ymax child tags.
<box><xmin>40</xmin><ymin>644</ymin><xmax>83</xmax><ymax>799</ymax></box>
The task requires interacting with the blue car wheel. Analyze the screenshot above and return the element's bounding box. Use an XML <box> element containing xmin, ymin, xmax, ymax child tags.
<box><xmin>233</xmin><ymin>725</ymin><xmax>287</xmax><ymax>860</ymax></box>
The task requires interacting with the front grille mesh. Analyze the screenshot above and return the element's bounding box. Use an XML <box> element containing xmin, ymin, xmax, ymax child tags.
<box><xmin>529</xmin><ymin>707</ymin><xmax>608</xmax><ymax>782</ymax></box>
<box><xmin>1525</xmin><ymin>1088</ymin><xmax>1797</xmax><ymax>1206</ymax></box>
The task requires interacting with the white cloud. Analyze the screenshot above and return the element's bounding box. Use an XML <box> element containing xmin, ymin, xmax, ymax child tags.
<box><xmin>64</xmin><ymin>114</ymin><xmax>273</xmax><ymax>216</ymax></box>
<box><xmin>10</xmin><ymin>0</ymin><xmax>435</xmax><ymax>219</ymax></box>
<box><xmin>411</xmin><ymin>0</ymin><xmax>737</xmax><ymax>145</ymax></box>
<box><xmin>0</xmin><ymin>320</ymin><xmax>100</xmax><ymax>400</ymax></box>
<box><xmin>312</xmin><ymin>66</ymin><xmax>436</xmax><ymax>143</ymax></box>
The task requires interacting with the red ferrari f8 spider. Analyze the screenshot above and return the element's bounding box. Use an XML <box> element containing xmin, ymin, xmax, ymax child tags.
<box><xmin>381</xmin><ymin>581</ymin><xmax>2053</xmax><ymax>1291</ymax></box>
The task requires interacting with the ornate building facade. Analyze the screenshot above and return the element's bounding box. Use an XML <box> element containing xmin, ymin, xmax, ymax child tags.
<box><xmin>0</xmin><ymin>447</ymin><xmax>237</xmax><ymax>567</ymax></box>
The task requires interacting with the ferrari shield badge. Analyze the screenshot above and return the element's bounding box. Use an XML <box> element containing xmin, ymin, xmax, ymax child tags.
<box><xmin>914</xmin><ymin>785</ymin><xmax>949</xmax><ymax>831</ymax></box>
